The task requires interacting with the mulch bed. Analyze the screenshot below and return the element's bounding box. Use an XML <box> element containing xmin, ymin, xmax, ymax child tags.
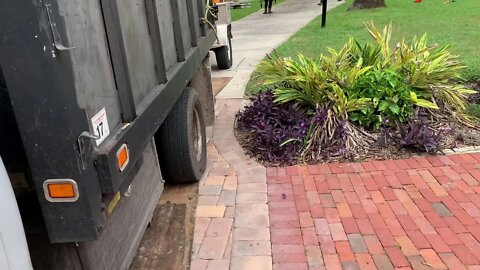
<box><xmin>235</xmin><ymin>80</ymin><xmax>480</xmax><ymax>167</ymax></box>
<box><xmin>235</xmin><ymin>125</ymin><xmax>480</xmax><ymax>167</ymax></box>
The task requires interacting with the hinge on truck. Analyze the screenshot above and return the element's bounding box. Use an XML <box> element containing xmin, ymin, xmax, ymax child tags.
<box><xmin>44</xmin><ymin>2</ymin><xmax>75</xmax><ymax>51</ymax></box>
<box><xmin>76</xmin><ymin>131</ymin><xmax>100</xmax><ymax>170</ymax></box>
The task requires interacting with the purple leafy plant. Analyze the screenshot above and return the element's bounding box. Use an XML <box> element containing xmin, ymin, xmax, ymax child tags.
<box><xmin>396</xmin><ymin>121</ymin><xmax>452</xmax><ymax>153</ymax></box>
<box><xmin>394</xmin><ymin>110</ymin><xmax>451</xmax><ymax>153</ymax></box>
<box><xmin>236</xmin><ymin>90</ymin><xmax>310</xmax><ymax>165</ymax></box>
<box><xmin>302</xmin><ymin>107</ymin><xmax>365</xmax><ymax>161</ymax></box>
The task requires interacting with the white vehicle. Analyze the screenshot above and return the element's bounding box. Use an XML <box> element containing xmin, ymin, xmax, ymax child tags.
<box><xmin>211</xmin><ymin>2</ymin><xmax>234</xmax><ymax>69</ymax></box>
<box><xmin>0</xmin><ymin>157</ymin><xmax>32</xmax><ymax>270</ymax></box>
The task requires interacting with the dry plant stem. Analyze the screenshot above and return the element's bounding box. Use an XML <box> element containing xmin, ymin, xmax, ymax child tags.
<box><xmin>458</xmin><ymin>118</ymin><xmax>480</xmax><ymax>131</ymax></box>
<box><xmin>301</xmin><ymin>112</ymin><xmax>373</xmax><ymax>161</ymax></box>
<box><xmin>442</xmin><ymin>109</ymin><xmax>480</xmax><ymax>131</ymax></box>
<box><xmin>346</xmin><ymin>122</ymin><xmax>373</xmax><ymax>151</ymax></box>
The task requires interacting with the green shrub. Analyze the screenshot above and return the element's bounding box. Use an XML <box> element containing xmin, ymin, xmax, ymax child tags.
<box><xmin>257</xmin><ymin>22</ymin><xmax>474</xmax><ymax>120</ymax></box>
<box><xmin>259</xmin><ymin>52</ymin><xmax>371</xmax><ymax>114</ymax></box>
<box><xmin>347</xmin><ymin>69</ymin><xmax>414</xmax><ymax>129</ymax></box>
<box><xmin>466</xmin><ymin>104</ymin><xmax>480</xmax><ymax>118</ymax></box>
<box><xmin>360</xmin><ymin>22</ymin><xmax>475</xmax><ymax>113</ymax></box>
<box><xmin>253</xmin><ymin>22</ymin><xmax>476</xmax><ymax>159</ymax></box>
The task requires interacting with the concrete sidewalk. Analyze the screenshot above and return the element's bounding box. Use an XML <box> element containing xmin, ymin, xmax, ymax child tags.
<box><xmin>214</xmin><ymin>0</ymin><xmax>344</xmax><ymax>99</ymax></box>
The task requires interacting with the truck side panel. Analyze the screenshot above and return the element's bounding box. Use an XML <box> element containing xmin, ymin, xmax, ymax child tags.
<box><xmin>26</xmin><ymin>141</ymin><xmax>163</xmax><ymax>270</ymax></box>
<box><xmin>191</xmin><ymin>0</ymin><xmax>203</xmax><ymax>41</ymax></box>
<box><xmin>157</xmin><ymin>0</ymin><xmax>178</xmax><ymax>72</ymax></box>
<box><xmin>56</xmin><ymin>0</ymin><xmax>123</xmax><ymax>133</ymax></box>
<box><xmin>0</xmin><ymin>0</ymin><xmax>214</xmax><ymax>246</ymax></box>
<box><xmin>0</xmin><ymin>0</ymin><xmax>105</xmax><ymax>242</ymax></box>
<box><xmin>117</xmin><ymin>0</ymin><xmax>158</xmax><ymax>106</ymax></box>
<box><xmin>78</xmin><ymin>141</ymin><xmax>163</xmax><ymax>270</ymax></box>
<box><xmin>178</xmin><ymin>0</ymin><xmax>193</xmax><ymax>51</ymax></box>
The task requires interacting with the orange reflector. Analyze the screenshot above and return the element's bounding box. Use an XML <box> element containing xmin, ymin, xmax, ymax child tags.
<box><xmin>117</xmin><ymin>144</ymin><xmax>129</xmax><ymax>171</ymax></box>
<box><xmin>48</xmin><ymin>183</ymin><xmax>75</xmax><ymax>198</ymax></box>
<box><xmin>43</xmin><ymin>179</ymin><xmax>79</xmax><ymax>202</ymax></box>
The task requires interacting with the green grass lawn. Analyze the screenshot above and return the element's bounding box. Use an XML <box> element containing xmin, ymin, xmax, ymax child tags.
<box><xmin>231</xmin><ymin>0</ymin><xmax>285</xmax><ymax>21</ymax></box>
<box><xmin>246</xmin><ymin>0</ymin><xmax>480</xmax><ymax>94</ymax></box>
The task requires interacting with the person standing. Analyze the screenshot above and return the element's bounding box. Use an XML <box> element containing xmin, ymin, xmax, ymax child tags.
<box><xmin>263</xmin><ymin>0</ymin><xmax>274</xmax><ymax>14</ymax></box>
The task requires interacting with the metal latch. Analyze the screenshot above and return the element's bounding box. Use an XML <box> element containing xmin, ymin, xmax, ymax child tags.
<box><xmin>44</xmin><ymin>3</ymin><xmax>75</xmax><ymax>51</ymax></box>
<box><xmin>76</xmin><ymin>132</ymin><xmax>100</xmax><ymax>170</ymax></box>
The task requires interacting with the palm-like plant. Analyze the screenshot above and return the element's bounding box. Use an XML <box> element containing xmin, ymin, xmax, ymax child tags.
<box><xmin>252</xmin><ymin>22</ymin><xmax>476</xmax><ymax>161</ymax></box>
<box><xmin>257</xmin><ymin>50</ymin><xmax>375</xmax><ymax>160</ymax></box>
<box><xmin>362</xmin><ymin>22</ymin><xmax>475</xmax><ymax>113</ymax></box>
<box><xmin>258</xmin><ymin>47</ymin><xmax>372</xmax><ymax>112</ymax></box>
<box><xmin>258</xmin><ymin>52</ymin><xmax>327</xmax><ymax>107</ymax></box>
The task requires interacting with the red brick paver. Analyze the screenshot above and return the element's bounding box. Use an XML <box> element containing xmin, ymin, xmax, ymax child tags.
<box><xmin>268</xmin><ymin>154</ymin><xmax>480</xmax><ymax>269</ymax></box>
<box><xmin>191</xmin><ymin>100</ymin><xmax>273</xmax><ymax>269</ymax></box>
<box><xmin>191</xmin><ymin>100</ymin><xmax>480</xmax><ymax>269</ymax></box>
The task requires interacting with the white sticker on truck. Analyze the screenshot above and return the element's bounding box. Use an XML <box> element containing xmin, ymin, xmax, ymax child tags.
<box><xmin>91</xmin><ymin>108</ymin><xmax>110</xmax><ymax>146</ymax></box>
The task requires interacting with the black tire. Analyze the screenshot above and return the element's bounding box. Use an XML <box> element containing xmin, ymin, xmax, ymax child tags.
<box><xmin>155</xmin><ymin>88</ymin><xmax>207</xmax><ymax>184</ymax></box>
<box><xmin>215</xmin><ymin>36</ymin><xmax>233</xmax><ymax>69</ymax></box>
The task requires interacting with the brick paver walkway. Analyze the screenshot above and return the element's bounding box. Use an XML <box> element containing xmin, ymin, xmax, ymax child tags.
<box><xmin>267</xmin><ymin>155</ymin><xmax>480</xmax><ymax>270</ymax></box>
<box><xmin>191</xmin><ymin>96</ymin><xmax>480</xmax><ymax>270</ymax></box>
<box><xmin>191</xmin><ymin>100</ymin><xmax>272</xmax><ymax>270</ymax></box>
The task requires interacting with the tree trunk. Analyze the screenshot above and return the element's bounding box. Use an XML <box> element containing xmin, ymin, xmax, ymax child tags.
<box><xmin>349</xmin><ymin>0</ymin><xmax>386</xmax><ymax>10</ymax></box>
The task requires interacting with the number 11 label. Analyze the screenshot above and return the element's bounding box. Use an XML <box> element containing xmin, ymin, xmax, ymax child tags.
<box><xmin>91</xmin><ymin>108</ymin><xmax>110</xmax><ymax>146</ymax></box>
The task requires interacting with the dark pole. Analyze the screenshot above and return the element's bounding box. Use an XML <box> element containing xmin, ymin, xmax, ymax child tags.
<box><xmin>321</xmin><ymin>0</ymin><xmax>327</xmax><ymax>27</ymax></box>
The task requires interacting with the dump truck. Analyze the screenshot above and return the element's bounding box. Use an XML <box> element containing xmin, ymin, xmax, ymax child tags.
<box><xmin>0</xmin><ymin>0</ymin><xmax>232</xmax><ymax>269</ymax></box>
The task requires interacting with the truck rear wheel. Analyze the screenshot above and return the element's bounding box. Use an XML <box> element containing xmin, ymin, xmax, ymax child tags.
<box><xmin>214</xmin><ymin>36</ymin><xmax>233</xmax><ymax>69</ymax></box>
<box><xmin>155</xmin><ymin>88</ymin><xmax>207</xmax><ymax>183</ymax></box>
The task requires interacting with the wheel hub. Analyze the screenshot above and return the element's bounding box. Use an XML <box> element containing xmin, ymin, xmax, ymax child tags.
<box><xmin>192</xmin><ymin>109</ymin><xmax>203</xmax><ymax>162</ymax></box>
